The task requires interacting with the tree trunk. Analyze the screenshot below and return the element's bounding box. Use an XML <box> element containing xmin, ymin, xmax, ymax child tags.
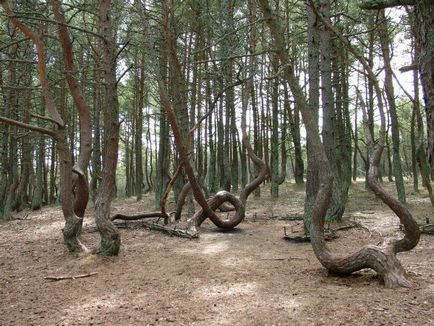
<box><xmin>14</xmin><ymin>67</ymin><xmax>32</xmax><ymax>212</ymax></box>
<box><xmin>304</xmin><ymin>0</ymin><xmax>320</xmax><ymax>233</ymax></box>
<box><xmin>270</xmin><ymin>55</ymin><xmax>280</xmax><ymax>198</ymax></box>
<box><xmin>94</xmin><ymin>0</ymin><xmax>121</xmax><ymax>256</ymax></box>
<box><xmin>378</xmin><ymin>9</ymin><xmax>406</xmax><ymax>203</ymax></box>
<box><xmin>135</xmin><ymin>54</ymin><xmax>145</xmax><ymax>201</ymax></box>
<box><xmin>414</xmin><ymin>1</ymin><xmax>434</xmax><ymax>178</ymax></box>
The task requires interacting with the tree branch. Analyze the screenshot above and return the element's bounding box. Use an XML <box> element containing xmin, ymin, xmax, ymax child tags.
<box><xmin>30</xmin><ymin>113</ymin><xmax>61</xmax><ymax>125</ymax></box>
<box><xmin>0</xmin><ymin>0</ymin><xmax>65</xmax><ymax>127</ymax></box>
<box><xmin>0</xmin><ymin>116</ymin><xmax>56</xmax><ymax>137</ymax></box>
<box><xmin>358</xmin><ymin>0</ymin><xmax>415</xmax><ymax>10</ymax></box>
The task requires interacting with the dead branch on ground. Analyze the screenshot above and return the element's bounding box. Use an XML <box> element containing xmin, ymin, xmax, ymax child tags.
<box><xmin>44</xmin><ymin>272</ymin><xmax>98</xmax><ymax>281</ymax></box>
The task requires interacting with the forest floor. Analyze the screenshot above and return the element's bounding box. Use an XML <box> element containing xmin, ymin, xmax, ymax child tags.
<box><xmin>1</xmin><ymin>181</ymin><xmax>434</xmax><ymax>326</ymax></box>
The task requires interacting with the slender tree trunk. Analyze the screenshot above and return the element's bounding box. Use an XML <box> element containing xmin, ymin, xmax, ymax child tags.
<box><xmin>270</xmin><ymin>55</ymin><xmax>280</xmax><ymax>197</ymax></box>
<box><xmin>14</xmin><ymin>66</ymin><xmax>32</xmax><ymax>211</ymax></box>
<box><xmin>49</xmin><ymin>139</ymin><xmax>57</xmax><ymax>204</ymax></box>
<box><xmin>413</xmin><ymin>1</ymin><xmax>434</xmax><ymax>178</ymax></box>
<box><xmin>91</xmin><ymin>66</ymin><xmax>102</xmax><ymax>202</ymax></box>
<box><xmin>94</xmin><ymin>0</ymin><xmax>121</xmax><ymax>256</ymax></box>
<box><xmin>304</xmin><ymin>0</ymin><xmax>320</xmax><ymax>233</ymax></box>
<box><xmin>379</xmin><ymin>9</ymin><xmax>406</xmax><ymax>203</ymax></box>
<box><xmin>154</xmin><ymin>38</ymin><xmax>170</xmax><ymax>209</ymax></box>
<box><xmin>135</xmin><ymin>54</ymin><xmax>145</xmax><ymax>200</ymax></box>
<box><xmin>32</xmin><ymin>114</ymin><xmax>45</xmax><ymax>211</ymax></box>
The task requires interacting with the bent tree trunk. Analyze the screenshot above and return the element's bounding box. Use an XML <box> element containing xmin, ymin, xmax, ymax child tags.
<box><xmin>260</xmin><ymin>0</ymin><xmax>420</xmax><ymax>288</ymax></box>
<box><xmin>51</xmin><ymin>0</ymin><xmax>92</xmax><ymax>223</ymax></box>
<box><xmin>0</xmin><ymin>0</ymin><xmax>84</xmax><ymax>252</ymax></box>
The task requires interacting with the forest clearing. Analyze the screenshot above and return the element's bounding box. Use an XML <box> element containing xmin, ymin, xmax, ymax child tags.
<box><xmin>1</xmin><ymin>182</ymin><xmax>434</xmax><ymax>326</ymax></box>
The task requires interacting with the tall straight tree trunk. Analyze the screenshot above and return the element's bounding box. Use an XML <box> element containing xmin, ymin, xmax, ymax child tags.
<box><xmin>327</xmin><ymin>35</ymin><xmax>352</xmax><ymax>221</ymax></box>
<box><xmin>413</xmin><ymin>1</ymin><xmax>434</xmax><ymax>178</ymax></box>
<box><xmin>14</xmin><ymin>65</ymin><xmax>32</xmax><ymax>211</ymax></box>
<box><xmin>304</xmin><ymin>0</ymin><xmax>320</xmax><ymax>233</ymax></box>
<box><xmin>125</xmin><ymin>124</ymin><xmax>132</xmax><ymax>197</ymax></box>
<box><xmin>154</xmin><ymin>41</ymin><xmax>170</xmax><ymax>208</ymax></box>
<box><xmin>91</xmin><ymin>65</ymin><xmax>102</xmax><ymax>202</ymax></box>
<box><xmin>95</xmin><ymin>0</ymin><xmax>121</xmax><ymax>256</ymax></box>
<box><xmin>135</xmin><ymin>53</ymin><xmax>145</xmax><ymax>200</ymax></box>
<box><xmin>270</xmin><ymin>55</ymin><xmax>280</xmax><ymax>198</ymax></box>
<box><xmin>379</xmin><ymin>9</ymin><xmax>406</xmax><ymax>203</ymax></box>
<box><xmin>1</xmin><ymin>35</ymin><xmax>19</xmax><ymax>220</ymax></box>
<box><xmin>278</xmin><ymin>97</ymin><xmax>288</xmax><ymax>185</ymax></box>
<box><xmin>32</xmin><ymin>107</ymin><xmax>45</xmax><ymax>211</ymax></box>
<box><xmin>49</xmin><ymin>138</ymin><xmax>57</xmax><ymax>204</ymax></box>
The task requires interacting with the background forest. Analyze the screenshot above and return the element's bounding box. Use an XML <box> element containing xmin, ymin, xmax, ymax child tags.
<box><xmin>1</xmin><ymin>0</ymin><xmax>434</xmax><ymax>291</ymax></box>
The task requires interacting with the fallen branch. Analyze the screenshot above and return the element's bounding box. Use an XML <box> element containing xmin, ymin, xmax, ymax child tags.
<box><xmin>283</xmin><ymin>226</ymin><xmax>338</xmax><ymax>242</ymax></box>
<box><xmin>142</xmin><ymin>221</ymin><xmax>198</xmax><ymax>240</ymax></box>
<box><xmin>334</xmin><ymin>221</ymin><xmax>372</xmax><ymax>234</ymax></box>
<box><xmin>111</xmin><ymin>212</ymin><xmax>169</xmax><ymax>222</ymax></box>
<box><xmin>44</xmin><ymin>272</ymin><xmax>98</xmax><ymax>281</ymax></box>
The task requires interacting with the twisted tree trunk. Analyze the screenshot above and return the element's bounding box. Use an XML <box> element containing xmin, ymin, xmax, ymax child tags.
<box><xmin>51</xmin><ymin>0</ymin><xmax>92</xmax><ymax>223</ymax></box>
<box><xmin>259</xmin><ymin>0</ymin><xmax>420</xmax><ymax>288</ymax></box>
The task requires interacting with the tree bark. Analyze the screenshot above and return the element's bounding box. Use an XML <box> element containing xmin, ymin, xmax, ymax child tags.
<box><xmin>378</xmin><ymin>9</ymin><xmax>406</xmax><ymax>203</ymax></box>
<box><xmin>94</xmin><ymin>0</ymin><xmax>121</xmax><ymax>256</ymax></box>
<box><xmin>304</xmin><ymin>0</ymin><xmax>320</xmax><ymax>233</ymax></box>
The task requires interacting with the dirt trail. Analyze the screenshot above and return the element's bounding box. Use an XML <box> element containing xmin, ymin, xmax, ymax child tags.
<box><xmin>1</xmin><ymin>183</ymin><xmax>434</xmax><ymax>325</ymax></box>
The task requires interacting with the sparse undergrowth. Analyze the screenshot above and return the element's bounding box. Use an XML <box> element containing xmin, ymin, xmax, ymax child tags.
<box><xmin>1</xmin><ymin>182</ymin><xmax>433</xmax><ymax>325</ymax></box>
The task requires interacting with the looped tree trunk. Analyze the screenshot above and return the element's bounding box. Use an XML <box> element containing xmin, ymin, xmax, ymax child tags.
<box><xmin>187</xmin><ymin>191</ymin><xmax>245</xmax><ymax>232</ymax></box>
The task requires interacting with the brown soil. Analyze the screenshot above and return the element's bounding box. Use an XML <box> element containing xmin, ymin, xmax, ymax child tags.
<box><xmin>1</xmin><ymin>182</ymin><xmax>434</xmax><ymax>326</ymax></box>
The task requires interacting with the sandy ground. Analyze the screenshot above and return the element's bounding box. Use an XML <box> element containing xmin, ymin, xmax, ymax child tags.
<box><xmin>1</xmin><ymin>182</ymin><xmax>434</xmax><ymax>326</ymax></box>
